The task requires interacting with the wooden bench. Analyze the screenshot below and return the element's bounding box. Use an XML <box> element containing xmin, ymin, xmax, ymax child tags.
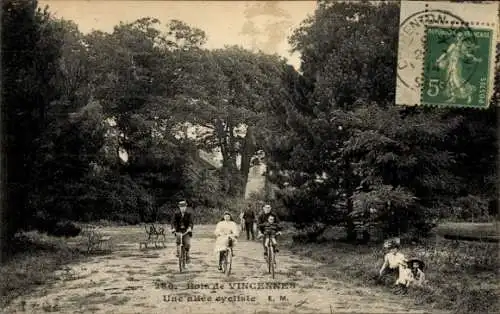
<box><xmin>82</xmin><ymin>225</ymin><xmax>112</xmax><ymax>253</ymax></box>
<box><xmin>140</xmin><ymin>223</ymin><xmax>166</xmax><ymax>249</ymax></box>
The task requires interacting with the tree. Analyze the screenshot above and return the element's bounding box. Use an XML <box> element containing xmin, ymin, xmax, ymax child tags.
<box><xmin>84</xmin><ymin>17</ymin><xmax>217</xmax><ymax>212</ymax></box>
<box><xmin>170</xmin><ymin>46</ymin><xmax>290</xmax><ymax>197</ymax></box>
<box><xmin>290</xmin><ymin>0</ymin><xmax>399</xmax><ymax>108</ymax></box>
<box><xmin>1</xmin><ymin>0</ymin><xmax>68</xmax><ymax>252</ymax></box>
<box><xmin>267</xmin><ymin>0</ymin><xmax>495</xmax><ymax>241</ymax></box>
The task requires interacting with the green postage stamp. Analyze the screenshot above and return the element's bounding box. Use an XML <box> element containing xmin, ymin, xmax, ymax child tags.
<box><xmin>396</xmin><ymin>1</ymin><xmax>499</xmax><ymax>108</ymax></box>
<box><xmin>422</xmin><ymin>27</ymin><xmax>492</xmax><ymax>107</ymax></box>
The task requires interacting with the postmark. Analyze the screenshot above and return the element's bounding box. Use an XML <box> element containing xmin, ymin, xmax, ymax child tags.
<box><xmin>395</xmin><ymin>1</ymin><xmax>499</xmax><ymax>108</ymax></box>
<box><xmin>397</xmin><ymin>9</ymin><xmax>472</xmax><ymax>92</ymax></box>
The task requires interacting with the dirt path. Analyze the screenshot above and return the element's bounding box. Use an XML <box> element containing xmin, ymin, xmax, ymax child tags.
<box><xmin>4</xmin><ymin>225</ymin><xmax>436</xmax><ymax>314</ymax></box>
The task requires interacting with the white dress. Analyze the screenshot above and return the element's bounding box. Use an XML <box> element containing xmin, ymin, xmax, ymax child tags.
<box><xmin>395</xmin><ymin>265</ymin><xmax>413</xmax><ymax>286</ymax></box>
<box><xmin>213</xmin><ymin>220</ymin><xmax>240</xmax><ymax>253</ymax></box>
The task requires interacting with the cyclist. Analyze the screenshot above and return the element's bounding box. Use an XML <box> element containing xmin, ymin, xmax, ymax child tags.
<box><xmin>257</xmin><ymin>214</ymin><xmax>282</xmax><ymax>255</ymax></box>
<box><xmin>214</xmin><ymin>211</ymin><xmax>240</xmax><ymax>271</ymax></box>
<box><xmin>170</xmin><ymin>200</ymin><xmax>194</xmax><ymax>264</ymax></box>
<box><xmin>256</xmin><ymin>204</ymin><xmax>281</xmax><ymax>258</ymax></box>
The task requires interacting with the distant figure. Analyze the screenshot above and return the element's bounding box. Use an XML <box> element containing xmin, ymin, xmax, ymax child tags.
<box><xmin>239</xmin><ymin>210</ymin><xmax>245</xmax><ymax>232</ymax></box>
<box><xmin>242</xmin><ymin>204</ymin><xmax>256</xmax><ymax>240</ymax></box>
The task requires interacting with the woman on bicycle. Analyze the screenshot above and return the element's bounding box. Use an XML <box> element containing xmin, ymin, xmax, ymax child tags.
<box><xmin>214</xmin><ymin>211</ymin><xmax>240</xmax><ymax>271</ymax></box>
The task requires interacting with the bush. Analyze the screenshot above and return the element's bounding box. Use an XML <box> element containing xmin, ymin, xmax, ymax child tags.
<box><xmin>0</xmin><ymin>231</ymin><xmax>84</xmax><ymax>308</ymax></box>
<box><xmin>50</xmin><ymin>221</ymin><xmax>81</xmax><ymax>237</ymax></box>
<box><xmin>28</xmin><ymin>218</ymin><xmax>81</xmax><ymax>238</ymax></box>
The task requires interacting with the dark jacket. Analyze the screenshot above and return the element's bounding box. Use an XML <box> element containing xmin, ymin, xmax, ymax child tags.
<box><xmin>256</xmin><ymin>211</ymin><xmax>280</xmax><ymax>233</ymax></box>
<box><xmin>171</xmin><ymin>210</ymin><xmax>194</xmax><ymax>236</ymax></box>
<box><xmin>258</xmin><ymin>221</ymin><xmax>282</xmax><ymax>236</ymax></box>
<box><xmin>242</xmin><ymin>208</ymin><xmax>256</xmax><ymax>223</ymax></box>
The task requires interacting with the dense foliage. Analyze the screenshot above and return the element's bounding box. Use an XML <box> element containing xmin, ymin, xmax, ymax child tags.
<box><xmin>1</xmin><ymin>0</ymin><xmax>497</xmax><ymax>256</ymax></box>
<box><xmin>264</xmin><ymin>0</ymin><xmax>498</xmax><ymax>241</ymax></box>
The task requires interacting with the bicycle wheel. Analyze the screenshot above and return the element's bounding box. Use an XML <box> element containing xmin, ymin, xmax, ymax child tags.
<box><xmin>269</xmin><ymin>245</ymin><xmax>275</xmax><ymax>279</ymax></box>
<box><xmin>220</xmin><ymin>251</ymin><xmax>226</xmax><ymax>273</ymax></box>
<box><xmin>224</xmin><ymin>249</ymin><xmax>232</xmax><ymax>277</ymax></box>
<box><xmin>178</xmin><ymin>246</ymin><xmax>184</xmax><ymax>273</ymax></box>
<box><xmin>267</xmin><ymin>245</ymin><xmax>272</xmax><ymax>274</ymax></box>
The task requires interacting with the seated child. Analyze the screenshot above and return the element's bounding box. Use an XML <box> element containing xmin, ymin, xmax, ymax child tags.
<box><xmin>394</xmin><ymin>260</ymin><xmax>412</xmax><ymax>294</ymax></box>
<box><xmin>257</xmin><ymin>214</ymin><xmax>282</xmax><ymax>254</ymax></box>
<box><xmin>394</xmin><ymin>258</ymin><xmax>426</xmax><ymax>294</ymax></box>
<box><xmin>407</xmin><ymin>258</ymin><xmax>426</xmax><ymax>287</ymax></box>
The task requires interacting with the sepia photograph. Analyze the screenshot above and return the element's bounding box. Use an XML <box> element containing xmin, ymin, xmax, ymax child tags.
<box><xmin>1</xmin><ymin>0</ymin><xmax>499</xmax><ymax>313</ymax></box>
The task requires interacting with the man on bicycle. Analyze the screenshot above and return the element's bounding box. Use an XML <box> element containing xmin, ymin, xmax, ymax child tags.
<box><xmin>170</xmin><ymin>200</ymin><xmax>194</xmax><ymax>264</ymax></box>
<box><xmin>256</xmin><ymin>204</ymin><xmax>281</xmax><ymax>258</ymax></box>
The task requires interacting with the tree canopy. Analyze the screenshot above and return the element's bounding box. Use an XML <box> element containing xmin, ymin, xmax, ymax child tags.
<box><xmin>1</xmin><ymin>0</ymin><xmax>497</xmax><ymax>253</ymax></box>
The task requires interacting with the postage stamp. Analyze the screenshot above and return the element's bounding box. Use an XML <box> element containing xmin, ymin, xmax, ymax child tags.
<box><xmin>422</xmin><ymin>27</ymin><xmax>492</xmax><ymax>108</ymax></box>
<box><xmin>395</xmin><ymin>1</ymin><xmax>499</xmax><ymax>108</ymax></box>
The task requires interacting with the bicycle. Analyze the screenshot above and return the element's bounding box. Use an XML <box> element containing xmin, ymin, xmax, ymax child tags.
<box><xmin>260</xmin><ymin>232</ymin><xmax>279</xmax><ymax>279</ymax></box>
<box><xmin>174</xmin><ymin>231</ymin><xmax>190</xmax><ymax>273</ymax></box>
<box><xmin>219</xmin><ymin>235</ymin><xmax>235</xmax><ymax>276</ymax></box>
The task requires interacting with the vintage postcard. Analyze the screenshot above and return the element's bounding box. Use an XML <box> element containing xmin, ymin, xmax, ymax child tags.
<box><xmin>396</xmin><ymin>0</ymin><xmax>499</xmax><ymax>108</ymax></box>
<box><xmin>2</xmin><ymin>1</ymin><xmax>498</xmax><ymax>314</ymax></box>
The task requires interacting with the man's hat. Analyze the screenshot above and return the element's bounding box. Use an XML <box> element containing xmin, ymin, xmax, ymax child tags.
<box><xmin>178</xmin><ymin>200</ymin><xmax>187</xmax><ymax>206</ymax></box>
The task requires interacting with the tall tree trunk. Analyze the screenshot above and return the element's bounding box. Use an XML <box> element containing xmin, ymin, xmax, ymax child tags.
<box><xmin>239</xmin><ymin>126</ymin><xmax>256</xmax><ymax>198</ymax></box>
<box><xmin>216</xmin><ymin>119</ymin><xmax>240</xmax><ymax>196</ymax></box>
<box><xmin>344</xmin><ymin>158</ymin><xmax>357</xmax><ymax>242</ymax></box>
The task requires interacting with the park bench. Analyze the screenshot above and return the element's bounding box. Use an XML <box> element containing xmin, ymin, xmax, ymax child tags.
<box><xmin>82</xmin><ymin>225</ymin><xmax>112</xmax><ymax>253</ymax></box>
<box><xmin>140</xmin><ymin>223</ymin><xmax>166</xmax><ymax>249</ymax></box>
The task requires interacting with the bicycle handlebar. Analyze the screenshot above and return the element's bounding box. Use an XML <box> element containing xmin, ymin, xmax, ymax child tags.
<box><xmin>259</xmin><ymin>232</ymin><xmax>281</xmax><ymax>238</ymax></box>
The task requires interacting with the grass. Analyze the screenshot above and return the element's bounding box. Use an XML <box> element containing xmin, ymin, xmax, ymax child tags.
<box><xmin>0</xmin><ymin>231</ymin><xmax>86</xmax><ymax>309</ymax></box>
<box><xmin>283</xmin><ymin>229</ymin><xmax>499</xmax><ymax>314</ymax></box>
<box><xmin>435</xmin><ymin>222</ymin><xmax>499</xmax><ymax>241</ymax></box>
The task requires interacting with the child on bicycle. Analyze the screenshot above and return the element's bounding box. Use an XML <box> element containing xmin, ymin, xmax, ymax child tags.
<box><xmin>214</xmin><ymin>211</ymin><xmax>240</xmax><ymax>271</ymax></box>
<box><xmin>257</xmin><ymin>214</ymin><xmax>282</xmax><ymax>256</ymax></box>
